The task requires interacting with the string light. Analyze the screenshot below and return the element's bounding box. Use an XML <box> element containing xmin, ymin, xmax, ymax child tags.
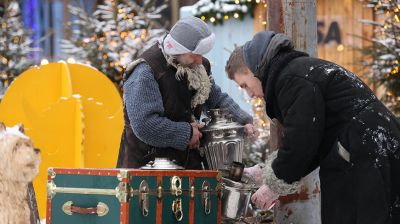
<box><xmin>194</xmin><ymin>0</ymin><xmax>267</xmax><ymax>25</ymax></box>
<box><xmin>337</xmin><ymin>44</ymin><xmax>344</xmax><ymax>52</ymax></box>
<box><xmin>251</xmin><ymin>97</ymin><xmax>270</xmax><ymax>135</ymax></box>
<box><xmin>120</xmin><ymin>32</ymin><xmax>127</xmax><ymax>38</ymax></box>
<box><xmin>13</xmin><ymin>36</ymin><xmax>20</xmax><ymax>44</ymax></box>
<box><xmin>391</xmin><ymin>66</ymin><xmax>399</xmax><ymax>74</ymax></box>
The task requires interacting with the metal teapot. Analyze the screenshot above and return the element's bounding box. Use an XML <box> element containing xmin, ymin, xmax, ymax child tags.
<box><xmin>200</xmin><ymin>108</ymin><xmax>245</xmax><ymax>171</ymax></box>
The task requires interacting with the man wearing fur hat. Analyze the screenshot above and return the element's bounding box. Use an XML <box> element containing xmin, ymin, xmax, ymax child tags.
<box><xmin>117</xmin><ymin>16</ymin><xmax>258</xmax><ymax>169</ymax></box>
<box><xmin>225</xmin><ymin>31</ymin><xmax>400</xmax><ymax>224</ymax></box>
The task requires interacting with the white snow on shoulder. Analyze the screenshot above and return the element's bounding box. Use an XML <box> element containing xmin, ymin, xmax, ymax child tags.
<box><xmin>322</xmin><ymin>64</ymin><xmax>365</xmax><ymax>89</ymax></box>
<box><xmin>362</xmin><ymin>124</ymin><xmax>400</xmax><ymax>161</ymax></box>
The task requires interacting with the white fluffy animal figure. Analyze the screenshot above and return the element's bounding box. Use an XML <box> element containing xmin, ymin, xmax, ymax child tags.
<box><xmin>0</xmin><ymin>122</ymin><xmax>41</xmax><ymax>224</ymax></box>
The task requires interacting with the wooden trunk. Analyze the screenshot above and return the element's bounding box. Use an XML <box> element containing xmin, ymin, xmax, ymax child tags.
<box><xmin>46</xmin><ymin>168</ymin><xmax>221</xmax><ymax>224</ymax></box>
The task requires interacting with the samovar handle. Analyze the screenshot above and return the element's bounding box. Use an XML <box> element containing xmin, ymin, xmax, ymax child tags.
<box><xmin>201</xmin><ymin>117</ymin><xmax>211</xmax><ymax>126</ymax></box>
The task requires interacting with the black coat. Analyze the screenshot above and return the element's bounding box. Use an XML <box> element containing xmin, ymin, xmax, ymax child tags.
<box><xmin>263</xmin><ymin>50</ymin><xmax>400</xmax><ymax>224</ymax></box>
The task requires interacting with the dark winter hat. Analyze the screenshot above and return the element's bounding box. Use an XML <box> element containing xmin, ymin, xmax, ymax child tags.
<box><xmin>163</xmin><ymin>16</ymin><xmax>215</xmax><ymax>55</ymax></box>
<box><xmin>242</xmin><ymin>31</ymin><xmax>276</xmax><ymax>75</ymax></box>
<box><xmin>242</xmin><ymin>31</ymin><xmax>292</xmax><ymax>77</ymax></box>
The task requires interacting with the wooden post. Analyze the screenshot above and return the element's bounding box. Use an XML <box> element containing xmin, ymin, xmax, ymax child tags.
<box><xmin>170</xmin><ymin>0</ymin><xmax>179</xmax><ymax>25</ymax></box>
<box><xmin>267</xmin><ymin>0</ymin><xmax>321</xmax><ymax>223</ymax></box>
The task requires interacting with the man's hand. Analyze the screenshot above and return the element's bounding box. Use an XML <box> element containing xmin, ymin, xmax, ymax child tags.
<box><xmin>244</xmin><ymin>124</ymin><xmax>260</xmax><ymax>140</ymax></box>
<box><xmin>188</xmin><ymin>122</ymin><xmax>204</xmax><ymax>149</ymax></box>
<box><xmin>251</xmin><ymin>184</ymin><xmax>278</xmax><ymax>210</ymax></box>
<box><xmin>269</xmin><ymin>118</ymin><xmax>283</xmax><ymax>152</ymax></box>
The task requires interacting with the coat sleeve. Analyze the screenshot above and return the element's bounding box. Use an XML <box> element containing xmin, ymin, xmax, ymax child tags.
<box><xmin>205</xmin><ymin>80</ymin><xmax>253</xmax><ymax>125</ymax></box>
<box><xmin>271</xmin><ymin>75</ymin><xmax>325</xmax><ymax>184</ymax></box>
<box><xmin>124</xmin><ymin>63</ymin><xmax>192</xmax><ymax>150</ymax></box>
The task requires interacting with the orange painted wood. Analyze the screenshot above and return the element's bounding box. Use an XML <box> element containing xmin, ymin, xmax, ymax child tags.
<box><xmin>51</xmin><ymin>168</ymin><xmax>120</xmax><ymax>176</ymax></box>
<box><xmin>50</xmin><ymin>168</ymin><xmax>219</xmax><ymax>177</ymax></box>
<box><xmin>46</xmin><ymin>199</ymin><xmax>52</xmax><ymax>224</ymax></box>
<box><xmin>48</xmin><ymin>168</ymin><xmax>220</xmax><ymax>224</ymax></box>
<box><xmin>156</xmin><ymin>175</ymin><xmax>162</xmax><ymax>224</ymax></box>
<box><xmin>129</xmin><ymin>169</ymin><xmax>219</xmax><ymax>177</ymax></box>
<box><xmin>189</xmin><ymin>177</ymin><xmax>195</xmax><ymax>224</ymax></box>
<box><xmin>120</xmin><ymin>202</ymin><xmax>129</xmax><ymax>224</ymax></box>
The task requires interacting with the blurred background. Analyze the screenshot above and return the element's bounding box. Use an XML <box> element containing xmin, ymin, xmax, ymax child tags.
<box><xmin>1</xmin><ymin>0</ymin><xmax>399</xmax><ymax>221</ymax></box>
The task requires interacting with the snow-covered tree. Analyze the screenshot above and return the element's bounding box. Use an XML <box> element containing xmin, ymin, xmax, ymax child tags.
<box><xmin>361</xmin><ymin>0</ymin><xmax>400</xmax><ymax>114</ymax></box>
<box><xmin>192</xmin><ymin>0</ymin><xmax>259</xmax><ymax>25</ymax></box>
<box><xmin>61</xmin><ymin>0</ymin><xmax>167</xmax><ymax>86</ymax></box>
<box><xmin>0</xmin><ymin>1</ymin><xmax>40</xmax><ymax>97</ymax></box>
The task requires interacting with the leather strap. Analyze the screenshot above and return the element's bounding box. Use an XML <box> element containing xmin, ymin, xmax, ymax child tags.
<box><xmin>70</xmin><ymin>205</ymin><xmax>98</xmax><ymax>215</ymax></box>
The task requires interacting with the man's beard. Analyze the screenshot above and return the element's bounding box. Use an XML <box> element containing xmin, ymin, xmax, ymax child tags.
<box><xmin>166</xmin><ymin>56</ymin><xmax>212</xmax><ymax>109</ymax></box>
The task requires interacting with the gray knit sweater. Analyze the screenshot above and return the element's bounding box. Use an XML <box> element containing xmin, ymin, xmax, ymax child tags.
<box><xmin>124</xmin><ymin>62</ymin><xmax>253</xmax><ymax>151</ymax></box>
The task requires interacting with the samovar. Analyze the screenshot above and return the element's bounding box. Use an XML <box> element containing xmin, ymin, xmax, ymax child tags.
<box><xmin>200</xmin><ymin>108</ymin><xmax>245</xmax><ymax>171</ymax></box>
<box><xmin>200</xmin><ymin>108</ymin><xmax>255</xmax><ymax>222</ymax></box>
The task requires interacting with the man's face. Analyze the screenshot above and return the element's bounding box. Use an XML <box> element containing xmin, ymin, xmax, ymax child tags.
<box><xmin>233</xmin><ymin>70</ymin><xmax>264</xmax><ymax>98</ymax></box>
<box><xmin>176</xmin><ymin>53</ymin><xmax>203</xmax><ymax>68</ymax></box>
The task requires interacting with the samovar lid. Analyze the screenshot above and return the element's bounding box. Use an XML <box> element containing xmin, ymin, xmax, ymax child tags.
<box><xmin>140</xmin><ymin>157</ymin><xmax>184</xmax><ymax>170</ymax></box>
<box><xmin>201</xmin><ymin>108</ymin><xmax>244</xmax><ymax>133</ymax></box>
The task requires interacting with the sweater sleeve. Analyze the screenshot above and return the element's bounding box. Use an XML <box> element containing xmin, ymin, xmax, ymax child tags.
<box><xmin>205</xmin><ymin>80</ymin><xmax>253</xmax><ymax>125</ymax></box>
<box><xmin>272</xmin><ymin>76</ymin><xmax>325</xmax><ymax>183</ymax></box>
<box><xmin>123</xmin><ymin>63</ymin><xmax>192</xmax><ymax>150</ymax></box>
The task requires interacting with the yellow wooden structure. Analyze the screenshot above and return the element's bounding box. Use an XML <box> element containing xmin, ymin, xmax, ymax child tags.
<box><xmin>0</xmin><ymin>62</ymin><xmax>124</xmax><ymax>219</ymax></box>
